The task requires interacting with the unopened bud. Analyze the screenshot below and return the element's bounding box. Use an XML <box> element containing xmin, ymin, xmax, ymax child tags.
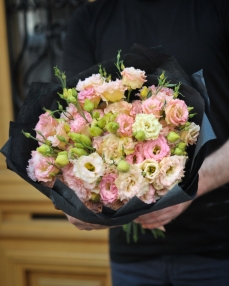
<box><xmin>83</xmin><ymin>99</ymin><xmax>94</xmax><ymax>113</ymax></box>
<box><xmin>140</xmin><ymin>86</ymin><xmax>149</xmax><ymax>98</ymax></box>
<box><xmin>92</xmin><ymin>111</ymin><xmax>100</xmax><ymax>119</ymax></box>
<box><xmin>89</xmin><ymin>126</ymin><xmax>103</xmax><ymax>137</ymax></box>
<box><xmin>37</xmin><ymin>144</ymin><xmax>52</xmax><ymax>156</ymax></box>
<box><xmin>177</xmin><ymin>142</ymin><xmax>186</xmax><ymax>151</ymax></box>
<box><xmin>55</xmin><ymin>151</ymin><xmax>69</xmax><ymax>167</ymax></box>
<box><xmin>134</xmin><ymin>131</ymin><xmax>146</xmax><ymax>142</ymax></box>
<box><xmin>106</xmin><ymin>122</ymin><xmax>119</xmax><ymax>133</ymax></box>
<box><xmin>97</xmin><ymin>118</ymin><xmax>106</xmax><ymax>128</ymax></box>
<box><xmin>167</xmin><ymin>131</ymin><xmax>180</xmax><ymax>143</ymax></box>
<box><xmin>117</xmin><ymin>160</ymin><xmax>130</xmax><ymax>173</ymax></box>
<box><xmin>71</xmin><ymin>147</ymin><xmax>88</xmax><ymax>157</ymax></box>
<box><xmin>174</xmin><ymin>148</ymin><xmax>183</xmax><ymax>155</ymax></box>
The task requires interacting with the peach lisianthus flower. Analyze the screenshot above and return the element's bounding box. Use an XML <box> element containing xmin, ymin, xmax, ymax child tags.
<box><xmin>153</xmin><ymin>155</ymin><xmax>187</xmax><ymax>194</ymax></box>
<box><xmin>99</xmin><ymin>173</ymin><xmax>119</xmax><ymax>205</ymax></box>
<box><xmin>132</xmin><ymin>113</ymin><xmax>162</xmax><ymax>140</ymax></box>
<box><xmin>139</xmin><ymin>184</ymin><xmax>156</xmax><ymax>204</ymax></box>
<box><xmin>116</xmin><ymin>114</ymin><xmax>134</xmax><ymax>137</ymax></box>
<box><xmin>143</xmin><ymin>135</ymin><xmax>171</xmax><ymax>161</ymax></box>
<box><xmin>73</xmin><ymin>153</ymin><xmax>105</xmax><ymax>184</ymax></box>
<box><xmin>119</xmin><ymin>136</ymin><xmax>136</xmax><ymax>155</ymax></box>
<box><xmin>121</xmin><ymin>67</ymin><xmax>147</xmax><ymax>89</ymax></box>
<box><xmin>115</xmin><ymin>165</ymin><xmax>149</xmax><ymax>201</ymax></box>
<box><xmin>180</xmin><ymin>122</ymin><xmax>200</xmax><ymax>145</ymax></box>
<box><xmin>60</xmin><ymin>103</ymin><xmax>78</xmax><ymax>122</ymax></box>
<box><xmin>47</xmin><ymin>122</ymin><xmax>69</xmax><ymax>150</ymax></box>
<box><xmin>102</xmin><ymin>134</ymin><xmax>123</xmax><ymax>164</ymax></box>
<box><xmin>125</xmin><ymin>142</ymin><xmax>145</xmax><ymax>164</ymax></box>
<box><xmin>76</xmin><ymin>73</ymin><xmax>104</xmax><ymax>91</ymax></box>
<box><xmin>62</xmin><ymin>163</ymin><xmax>90</xmax><ymax>202</ymax></box>
<box><xmin>104</xmin><ymin>100</ymin><xmax>132</xmax><ymax>115</ymax></box>
<box><xmin>96</xmin><ymin>79</ymin><xmax>127</xmax><ymax>102</ymax></box>
<box><xmin>164</xmin><ymin>99</ymin><xmax>189</xmax><ymax>126</ymax></box>
<box><xmin>35</xmin><ymin>112</ymin><xmax>58</xmax><ymax>143</ymax></box>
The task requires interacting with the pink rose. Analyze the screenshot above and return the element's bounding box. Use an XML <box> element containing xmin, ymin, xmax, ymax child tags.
<box><xmin>99</xmin><ymin>173</ymin><xmax>119</xmax><ymax>205</ymax></box>
<box><xmin>35</xmin><ymin>112</ymin><xmax>58</xmax><ymax>143</ymax></box>
<box><xmin>121</xmin><ymin>67</ymin><xmax>146</xmax><ymax>89</ymax></box>
<box><xmin>62</xmin><ymin>164</ymin><xmax>90</xmax><ymax>202</ymax></box>
<box><xmin>143</xmin><ymin>135</ymin><xmax>170</xmax><ymax>161</ymax></box>
<box><xmin>164</xmin><ymin>99</ymin><xmax>189</xmax><ymax>126</ymax></box>
<box><xmin>116</xmin><ymin>114</ymin><xmax>134</xmax><ymax>137</ymax></box>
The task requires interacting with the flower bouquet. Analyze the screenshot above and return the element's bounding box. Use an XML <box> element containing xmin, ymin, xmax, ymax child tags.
<box><xmin>1</xmin><ymin>44</ymin><xmax>215</xmax><ymax>226</ymax></box>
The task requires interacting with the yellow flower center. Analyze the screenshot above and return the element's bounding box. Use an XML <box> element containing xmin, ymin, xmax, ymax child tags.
<box><xmin>84</xmin><ymin>162</ymin><xmax>95</xmax><ymax>172</ymax></box>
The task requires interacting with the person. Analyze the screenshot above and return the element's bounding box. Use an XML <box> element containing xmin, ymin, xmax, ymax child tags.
<box><xmin>62</xmin><ymin>0</ymin><xmax>229</xmax><ymax>285</ymax></box>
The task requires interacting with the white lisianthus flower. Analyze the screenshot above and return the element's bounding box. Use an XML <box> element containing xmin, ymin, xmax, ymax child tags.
<box><xmin>137</xmin><ymin>159</ymin><xmax>160</xmax><ymax>184</ymax></box>
<box><xmin>73</xmin><ymin>153</ymin><xmax>105</xmax><ymax>184</ymax></box>
<box><xmin>115</xmin><ymin>165</ymin><xmax>149</xmax><ymax>201</ymax></box>
<box><xmin>102</xmin><ymin>134</ymin><xmax>123</xmax><ymax>164</ymax></box>
<box><xmin>132</xmin><ymin>114</ymin><xmax>162</xmax><ymax>140</ymax></box>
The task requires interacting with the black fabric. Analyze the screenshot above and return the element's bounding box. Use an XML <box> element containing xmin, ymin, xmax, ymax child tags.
<box><xmin>62</xmin><ymin>0</ymin><xmax>229</xmax><ymax>262</ymax></box>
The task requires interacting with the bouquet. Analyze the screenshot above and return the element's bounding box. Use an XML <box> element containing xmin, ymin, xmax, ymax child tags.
<box><xmin>1</xmin><ymin>44</ymin><xmax>215</xmax><ymax>227</ymax></box>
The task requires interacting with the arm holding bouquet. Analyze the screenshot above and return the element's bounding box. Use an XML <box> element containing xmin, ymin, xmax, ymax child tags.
<box><xmin>135</xmin><ymin>139</ymin><xmax>229</xmax><ymax>229</ymax></box>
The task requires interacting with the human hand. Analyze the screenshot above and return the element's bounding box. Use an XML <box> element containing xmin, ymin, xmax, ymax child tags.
<box><xmin>65</xmin><ymin>214</ymin><xmax>109</xmax><ymax>230</ymax></box>
<box><xmin>134</xmin><ymin>200</ymin><xmax>192</xmax><ymax>229</ymax></box>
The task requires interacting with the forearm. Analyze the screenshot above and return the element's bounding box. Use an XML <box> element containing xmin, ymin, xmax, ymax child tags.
<box><xmin>196</xmin><ymin>139</ymin><xmax>229</xmax><ymax>198</ymax></box>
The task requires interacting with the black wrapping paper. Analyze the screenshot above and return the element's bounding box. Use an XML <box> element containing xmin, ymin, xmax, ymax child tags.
<box><xmin>1</xmin><ymin>44</ymin><xmax>216</xmax><ymax>226</ymax></box>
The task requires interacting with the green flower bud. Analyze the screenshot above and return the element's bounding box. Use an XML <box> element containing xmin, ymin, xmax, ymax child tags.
<box><xmin>117</xmin><ymin>160</ymin><xmax>130</xmax><ymax>173</ymax></box>
<box><xmin>74</xmin><ymin>142</ymin><xmax>85</xmax><ymax>149</ymax></box>
<box><xmin>71</xmin><ymin>88</ymin><xmax>77</xmax><ymax>97</ymax></box>
<box><xmin>83</xmin><ymin>99</ymin><xmax>94</xmax><ymax>113</ymax></box>
<box><xmin>97</xmin><ymin>118</ymin><xmax>106</xmax><ymax>128</ymax></box>
<box><xmin>106</xmin><ymin>122</ymin><xmax>119</xmax><ymax>133</ymax></box>
<box><xmin>68</xmin><ymin>133</ymin><xmax>92</xmax><ymax>146</ymax></box>
<box><xmin>37</xmin><ymin>144</ymin><xmax>53</xmax><ymax>156</ymax></box>
<box><xmin>188</xmin><ymin>106</ymin><xmax>194</xmax><ymax>112</ymax></box>
<box><xmin>167</xmin><ymin>131</ymin><xmax>180</xmax><ymax>143</ymax></box>
<box><xmin>89</xmin><ymin>126</ymin><xmax>103</xmax><ymax>137</ymax></box>
<box><xmin>71</xmin><ymin>147</ymin><xmax>88</xmax><ymax>157</ymax></box>
<box><xmin>177</xmin><ymin>142</ymin><xmax>186</xmax><ymax>151</ymax></box>
<box><xmin>68</xmin><ymin>95</ymin><xmax>77</xmax><ymax>104</ymax></box>
<box><xmin>134</xmin><ymin>130</ymin><xmax>146</xmax><ymax>142</ymax></box>
<box><xmin>90</xmin><ymin>193</ymin><xmax>100</xmax><ymax>202</ymax></box>
<box><xmin>159</xmin><ymin>71</ymin><xmax>165</xmax><ymax>80</ymax></box>
<box><xmin>92</xmin><ymin>111</ymin><xmax>100</xmax><ymax>119</ymax></box>
<box><xmin>174</xmin><ymin>147</ymin><xmax>183</xmax><ymax>155</ymax></box>
<box><xmin>55</xmin><ymin>151</ymin><xmax>69</xmax><ymax>167</ymax></box>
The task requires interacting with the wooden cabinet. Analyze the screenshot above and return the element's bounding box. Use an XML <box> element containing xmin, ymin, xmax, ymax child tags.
<box><xmin>0</xmin><ymin>2</ymin><xmax>111</xmax><ymax>285</ymax></box>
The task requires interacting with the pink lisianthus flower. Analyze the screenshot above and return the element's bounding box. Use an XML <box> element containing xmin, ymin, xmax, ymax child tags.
<box><xmin>78</xmin><ymin>87</ymin><xmax>101</xmax><ymax>107</ymax></box>
<box><xmin>35</xmin><ymin>112</ymin><xmax>58</xmax><ymax>143</ymax></box>
<box><xmin>159</xmin><ymin>119</ymin><xmax>175</xmax><ymax>137</ymax></box>
<box><xmin>62</xmin><ymin>163</ymin><xmax>90</xmax><ymax>202</ymax></box>
<box><xmin>121</xmin><ymin>67</ymin><xmax>147</xmax><ymax>89</ymax></box>
<box><xmin>70</xmin><ymin>112</ymin><xmax>92</xmax><ymax>133</ymax></box>
<box><xmin>99</xmin><ymin>173</ymin><xmax>119</xmax><ymax>205</ymax></box>
<box><xmin>141</xmin><ymin>97</ymin><xmax>164</xmax><ymax>118</ymax></box>
<box><xmin>27</xmin><ymin>150</ymin><xmax>59</xmax><ymax>183</ymax></box>
<box><xmin>92</xmin><ymin>136</ymin><xmax>104</xmax><ymax>155</ymax></box>
<box><xmin>130</xmin><ymin>100</ymin><xmax>143</xmax><ymax>117</ymax></box>
<box><xmin>126</xmin><ymin>142</ymin><xmax>145</xmax><ymax>164</ymax></box>
<box><xmin>143</xmin><ymin>135</ymin><xmax>170</xmax><ymax>161</ymax></box>
<box><xmin>104</xmin><ymin>100</ymin><xmax>132</xmax><ymax>115</ymax></box>
<box><xmin>139</xmin><ymin>184</ymin><xmax>156</xmax><ymax>204</ymax></box>
<box><xmin>164</xmin><ymin>99</ymin><xmax>189</xmax><ymax>126</ymax></box>
<box><xmin>116</xmin><ymin>114</ymin><xmax>134</xmax><ymax>137</ymax></box>
<box><xmin>153</xmin><ymin>155</ymin><xmax>187</xmax><ymax>194</ymax></box>
<box><xmin>60</xmin><ymin>103</ymin><xmax>78</xmax><ymax>122</ymax></box>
